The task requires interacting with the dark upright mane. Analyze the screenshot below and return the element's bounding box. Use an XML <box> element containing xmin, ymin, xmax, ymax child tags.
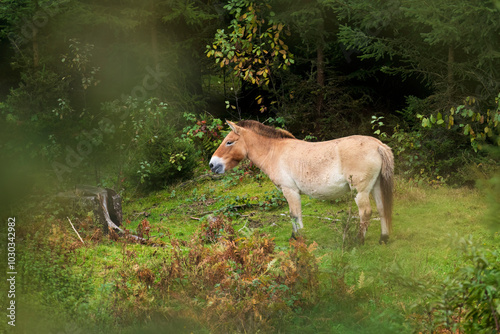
<box><xmin>237</xmin><ymin>120</ymin><xmax>295</xmax><ymax>139</ymax></box>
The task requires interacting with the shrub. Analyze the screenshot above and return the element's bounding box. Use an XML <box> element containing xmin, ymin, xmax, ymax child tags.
<box><xmin>407</xmin><ymin>236</ymin><xmax>500</xmax><ymax>333</ymax></box>
<box><xmin>387</xmin><ymin>126</ymin><xmax>472</xmax><ymax>185</ymax></box>
<box><xmin>129</xmin><ymin>124</ymin><xmax>196</xmax><ymax>191</ymax></box>
<box><xmin>180</xmin><ymin>113</ymin><xmax>224</xmax><ymax>161</ymax></box>
<box><xmin>154</xmin><ymin>214</ymin><xmax>320</xmax><ymax>333</ymax></box>
<box><xmin>419</xmin><ymin>93</ymin><xmax>500</xmax><ymax>152</ymax></box>
<box><xmin>118</xmin><ymin>98</ymin><xmax>197</xmax><ymax>191</ymax></box>
<box><xmin>396</xmin><ymin>93</ymin><xmax>500</xmax><ymax>185</ymax></box>
<box><xmin>376</xmin><ymin>96</ymin><xmax>482</xmax><ymax>185</ymax></box>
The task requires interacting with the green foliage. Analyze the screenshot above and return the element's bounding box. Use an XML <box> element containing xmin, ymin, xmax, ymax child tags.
<box><xmin>19</xmin><ymin>224</ymin><xmax>95</xmax><ymax>325</ymax></box>
<box><xmin>419</xmin><ymin>93</ymin><xmax>500</xmax><ymax>152</ymax></box>
<box><xmin>99</xmin><ymin>214</ymin><xmax>320</xmax><ymax>333</ymax></box>
<box><xmin>371</xmin><ymin>115</ymin><xmax>387</xmax><ymax>138</ymax></box>
<box><xmin>409</xmin><ymin>237</ymin><xmax>500</xmax><ymax>333</ymax></box>
<box><xmin>137</xmin><ymin>126</ymin><xmax>195</xmax><ymax>189</ymax></box>
<box><xmin>206</xmin><ymin>0</ymin><xmax>294</xmax><ymax>87</ymax></box>
<box><xmin>61</xmin><ymin>38</ymin><xmax>101</xmax><ymax>91</ymax></box>
<box><xmin>373</xmin><ymin>96</ymin><xmax>482</xmax><ymax>185</ymax></box>
<box><xmin>115</xmin><ymin>98</ymin><xmax>196</xmax><ymax>192</ymax></box>
<box><xmin>334</xmin><ymin>0</ymin><xmax>500</xmax><ymax>104</ymax></box>
<box><xmin>384</xmin><ymin>93</ymin><xmax>500</xmax><ymax>185</ymax></box>
<box><xmin>180</xmin><ymin>113</ymin><xmax>224</xmax><ymax>161</ymax></box>
<box><xmin>1</xmin><ymin>68</ymin><xmax>70</xmax><ymax>160</ymax></box>
<box><xmin>161</xmin><ymin>0</ymin><xmax>218</xmax><ymax>27</ymax></box>
<box><xmin>161</xmin><ymin>216</ymin><xmax>319</xmax><ymax>333</ymax></box>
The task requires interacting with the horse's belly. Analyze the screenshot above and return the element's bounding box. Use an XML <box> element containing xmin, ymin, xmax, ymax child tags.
<box><xmin>297</xmin><ymin>177</ymin><xmax>350</xmax><ymax>200</ymax></box>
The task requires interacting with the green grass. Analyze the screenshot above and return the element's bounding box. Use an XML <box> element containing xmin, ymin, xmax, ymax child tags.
<box><xmin>10</xmin><ymin>169</ymin><xmax>500</xmax><ymax>334</ymax></box>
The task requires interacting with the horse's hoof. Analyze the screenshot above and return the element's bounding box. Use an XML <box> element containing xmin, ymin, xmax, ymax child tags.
<box><xmin>379</xmin><ymin>234</ymin><xmax>389</xmax><ymax>245</ymax></box>
<box><xmin>357</xmin><ymin>232</ymin><xmax>365</xmax><ymax>245</ymax></box>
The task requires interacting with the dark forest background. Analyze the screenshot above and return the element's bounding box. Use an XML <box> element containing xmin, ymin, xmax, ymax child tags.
<box><xmin>1</xmin><ymin>0</ymin><xmax>499</xmax><ymax>205</ymax></box>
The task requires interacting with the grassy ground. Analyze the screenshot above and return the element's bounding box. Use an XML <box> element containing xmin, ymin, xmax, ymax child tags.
<box><xmin>7</xmin><ymin>168</ymin><xmax>499</xmax><ymax>334</ymax></box>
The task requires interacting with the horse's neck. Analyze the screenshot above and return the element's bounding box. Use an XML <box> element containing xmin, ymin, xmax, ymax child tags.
<box><xmin>244</xmin><ymin>134</ymin><xmax>282</xmax><ymax>176</ymax></box>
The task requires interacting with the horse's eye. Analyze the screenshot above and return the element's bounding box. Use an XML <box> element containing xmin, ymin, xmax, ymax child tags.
<box><xmin>226</xmin><ymin>141</ymin><xmax>234</xmax><ymax>146</ymax></box>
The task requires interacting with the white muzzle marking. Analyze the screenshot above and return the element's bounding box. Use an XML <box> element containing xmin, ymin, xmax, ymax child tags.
<box><xmin>209</xmin><ymin>156</ymin><xmax>225</xmax><ymax>174</ymax></box>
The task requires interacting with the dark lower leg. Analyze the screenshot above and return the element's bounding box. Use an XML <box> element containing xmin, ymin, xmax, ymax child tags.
<box><xmin>379</xmin><ymin>234</ymin><xmax>389</xmax><ymax>244</ymax></box>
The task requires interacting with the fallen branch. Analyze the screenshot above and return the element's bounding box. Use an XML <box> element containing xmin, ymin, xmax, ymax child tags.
<box><xmin>195</xmin><ymin>204</ymin><xmax>254</xmax><ymax>218</ymax></box>
<box><xmin>67</xmin><ymin>217</ymin><xmax>85</xmax><ymax>244</ymax></box>
<box><xmin>280</xmin><ymin>213</ymin><xmax>341</xmax><ymax>222</ymax></box>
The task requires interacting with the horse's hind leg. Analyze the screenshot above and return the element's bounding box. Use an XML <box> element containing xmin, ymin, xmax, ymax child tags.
<box><xmin>372</xmin><ymin>179</ymin><xmax>389</xmax><ymax>244</ymax></box>
<box><xmin>355</xmin><ymin>191</ymin><xmax>372</xmax><ymax>244</ymax></box>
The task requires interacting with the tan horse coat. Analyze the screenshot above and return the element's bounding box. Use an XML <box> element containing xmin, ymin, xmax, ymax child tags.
<box><xmin>210</xmin><ymin>120</ymin><xmax>394</xmax><ymax>244</ymax></box>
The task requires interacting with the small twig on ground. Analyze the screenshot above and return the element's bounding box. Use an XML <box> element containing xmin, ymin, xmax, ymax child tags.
<box><xmin>131</xmin><ymin>211</ymin><xmax>146</xmax><ymax>219</ymax></box>
<box><xmin>238</xmin><ymin>221</ymin><xmax>249</xmax><ymax>232</ymax></box>
<box><xmin>67</xmin><ymin>217</ymin><xmax>85</xmax><ymax>244</ymax></box>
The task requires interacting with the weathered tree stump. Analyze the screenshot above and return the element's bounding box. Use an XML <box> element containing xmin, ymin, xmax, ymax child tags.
<box><xmin>56</xmin><ymin>186</ymin><xmax>145</xmax><ymax>242</ymax></box>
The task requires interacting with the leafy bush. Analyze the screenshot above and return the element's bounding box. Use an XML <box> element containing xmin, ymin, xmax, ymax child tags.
<box><xmin>419</xmin><ymin>93</ymin><xmax>500</xmax><ymax>152</ymax></box>
<box><xmin>206</xmin><ymin>0</ymin><xmax>294</xmax><ymax>87</ymax></box>
<box><xmin>388</xmin><ymin>126</ymin><xmax>472</xmax><ymax>185</ymax></box>
<box><xmin>377</xmin><ymin>96</ymin><xmax>481</xmax><ymax>185</ymax></box>
<box><xmin>130</xmin><ymin>125</ymin><xmax>196</xmax><ymax>191</ymax></box>
<box><xmin>148</xmin><ymin>214</ymin><xmax>320</xmax><ymax>333</ymax></box>
<box><xmin>180</xmin><ymin>113</ymin><xmax>224</xmax><ymax>161</ymax></box>
<box><xmin>115</xmin><ymin>98</ymin><xmax>197</xmax><ymax>192</ymax></box>
<box><xmin>407</xmin><ymin>236</ymin><xmax>500</xmax><ymax>333</ymax></box>
<box><xmin>391</xmin><ymin>93</ymin><xmax>500</xmax><ymax>185</ymax></box>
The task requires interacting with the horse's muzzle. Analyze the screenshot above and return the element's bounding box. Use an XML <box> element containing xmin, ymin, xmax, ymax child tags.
<box><xmin>209</xmin><ymin>157</ymin><xmax>225</xmax><ymax>174</ymax></box>
<box><xmin>210</xmin><ymin>163</ymin><xmax>224</xmax><ymax>174</ymax></box>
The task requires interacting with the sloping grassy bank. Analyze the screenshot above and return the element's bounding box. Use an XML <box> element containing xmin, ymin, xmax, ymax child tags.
<box><xmin>7</xmin><ymin>170</ymin><xmax>499</xmax><ymax>333</ymax></box>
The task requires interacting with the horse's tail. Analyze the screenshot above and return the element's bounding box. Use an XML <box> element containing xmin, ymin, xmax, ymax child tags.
<box><xmin>378</xmin><ymin>144</ymin><xmax>394</xmax><ymax>232</ymax></box>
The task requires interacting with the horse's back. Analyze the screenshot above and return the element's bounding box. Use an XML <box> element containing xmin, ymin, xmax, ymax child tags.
<box><xmin>276</xmin><ymin>135</ymin><xmax>388</xmax><ymax>199</ymax></box>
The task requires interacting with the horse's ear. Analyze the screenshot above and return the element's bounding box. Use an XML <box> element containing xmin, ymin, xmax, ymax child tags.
<box><xmin>227</xmin><ymin>120</ymin><xmax>241</xmax><ymax>135</ymax></box>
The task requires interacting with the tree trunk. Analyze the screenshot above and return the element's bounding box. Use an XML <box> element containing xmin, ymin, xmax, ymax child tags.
<box><xmin>446</xmin><ymin>45</ymin><xmax>454</xmax><ymax>103</ymax></box>
<box><xmin>32</xmin><ymin>2</ymin><xmax>40</xmax><ymax>68</ymax></box>
<box><xmin>32</xmin><ymin>31</ymin><xmax>39</xmax><ymax>68</ymax></box>
<box><xmin>316</xmin><ymin>42</ymin><xmax>325</xmax><ymax>115</ymax></box>
<box><xmin>151</xmin><ymin>20</ymin><xmax>159</xmax><ymax>65</ymax></box>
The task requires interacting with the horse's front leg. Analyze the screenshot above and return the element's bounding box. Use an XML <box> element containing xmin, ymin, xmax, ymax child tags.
<box><xmin>281</xmin><ymin>187</ymin><xmax>303</xmax><ymax>239</ymax></box>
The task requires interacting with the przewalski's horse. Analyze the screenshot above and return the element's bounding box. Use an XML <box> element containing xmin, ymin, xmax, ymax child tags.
<box><xmin>209</xmin><ymin>120</ymin><xmax>394</xmax><ymax>244</ymax></box>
